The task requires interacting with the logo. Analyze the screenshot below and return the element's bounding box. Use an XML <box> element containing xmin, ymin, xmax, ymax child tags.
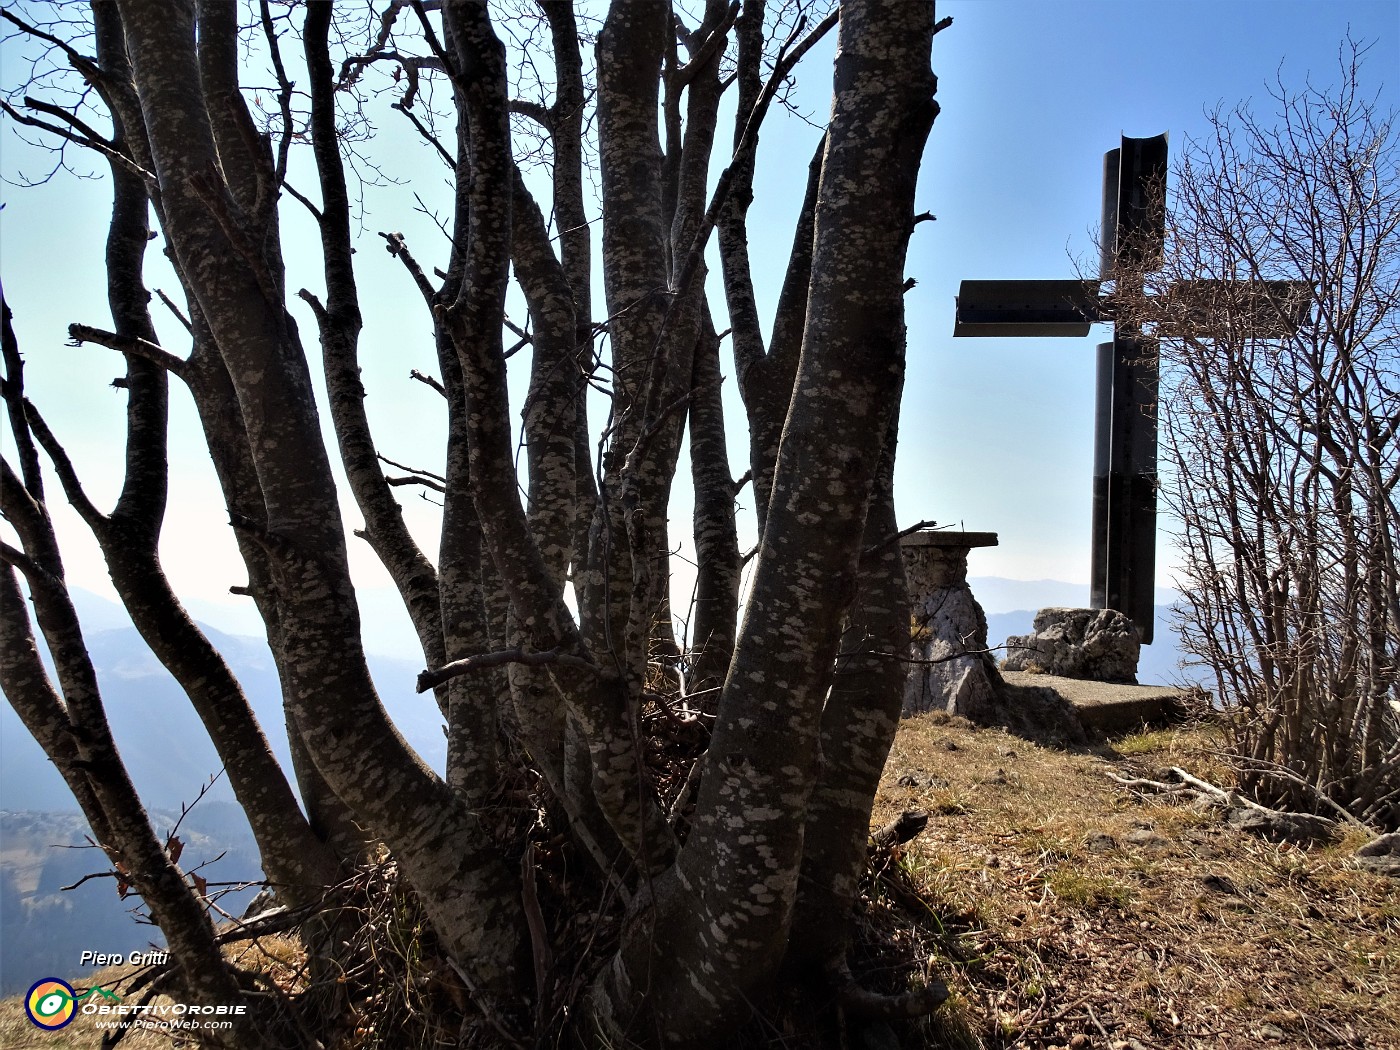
<box><xmin>24</xmin><ymin>980</ymin><xmax>122</xmax><ymax>1029</ymax></box>
<box><xmin>25</xmin><ymin>979</ymin><xmax>77</xmax><ymax>1030</ymax></box>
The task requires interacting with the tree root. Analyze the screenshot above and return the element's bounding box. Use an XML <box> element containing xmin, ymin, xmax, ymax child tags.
<box><xmin>829</xmin><ymin>957</ymin><xmax>950</xmax><ymax>1021</ymax></box>
<box><xmin>869</xmin><ymin>808</ymin><xmax>930</xmax><ymax>852</ymax></box>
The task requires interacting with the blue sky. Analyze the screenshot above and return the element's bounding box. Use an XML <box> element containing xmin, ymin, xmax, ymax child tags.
<box><xmin>1</xmin><ymin>1</ymin><xmax>1396</xmax><ymax>655</ymax></box>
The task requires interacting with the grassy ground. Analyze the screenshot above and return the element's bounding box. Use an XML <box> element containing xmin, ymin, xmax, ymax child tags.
<box><xmin>2</xmin><ymin>713</ymin><xmax>1395</xmax><ymax>1049</ymax></box>
<box><xmin>862</xmin><ymin>712</ymin><xmax>1399</xmax><ymax>1050</ymax></box>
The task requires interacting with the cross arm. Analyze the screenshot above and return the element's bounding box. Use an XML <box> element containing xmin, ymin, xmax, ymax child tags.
<box><xmin>953</xmin><ymin>279</ymin><xmax>1103</xmax><ymax>337</ymax></box>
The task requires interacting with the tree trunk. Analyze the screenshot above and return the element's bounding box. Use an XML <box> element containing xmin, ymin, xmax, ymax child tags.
<box><xmin>591</xmin><ymin>3</ymin><xmax>938</xmax><ymax>1043</ymax></box>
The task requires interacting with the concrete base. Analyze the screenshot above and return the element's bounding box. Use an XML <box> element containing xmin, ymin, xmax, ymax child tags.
<box><xmin>1000</xmin><ymin>671</ymin><xmax>1188</xmax><ymax>734</ymax></box>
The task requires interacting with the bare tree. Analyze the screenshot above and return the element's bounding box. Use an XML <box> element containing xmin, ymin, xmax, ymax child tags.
<box><xmin>1111</xmin><ymin>40</ymin><xmax>1399</xmax><ymax>831</ymax></box>
<box><xmin>0</xmin><ymin>0</ymin><xmax>943</xmax><ymax>1045</ymax></box>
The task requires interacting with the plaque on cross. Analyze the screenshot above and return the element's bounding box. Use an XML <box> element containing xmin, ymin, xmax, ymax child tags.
<box><xmin>952</xmin><ymin>134</ymin><xmax>1307</xmax><ymax>645</ymax></box>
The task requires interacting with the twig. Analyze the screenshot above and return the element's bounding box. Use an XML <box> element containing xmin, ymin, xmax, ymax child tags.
<box><xmin>416</xmin><ymin>647</ymin><xmax>599</xmax><ymax>693</ymax></box>
<box><xmin>864</xmin><ymin>518</ymin><xmax>941</xmax><ymax>556</ymax></box>
<box><xmin>520</xmin><ymin>845</ymin><xmax>552</xmax><ymax>1015</ymax></box>
<box><xmin>1087</xmin><ymin>1004</ymin><xmax>1111</xmax><ymax>1042</ymax></box>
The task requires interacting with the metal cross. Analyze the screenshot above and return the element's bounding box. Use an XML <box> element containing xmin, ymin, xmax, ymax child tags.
<box><xmin>952</xmin><ymin>134</ymin><xmax>1306</xmax><ymax>645</ymax></box>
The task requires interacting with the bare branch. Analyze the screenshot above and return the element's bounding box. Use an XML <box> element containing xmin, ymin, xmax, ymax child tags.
<box><xmin>67</xmin><ymin>324</ymin><xmax>187</xmax><ymax>378</ymax></box>
<box><xmin>409</xmin><ymin>368</ymin><xmax>446</xmax><ymax>397</ymax></box>
<box><xmin>153</xmin><ymin>290</ymin><xmax>193</xmax><ymax>335</ymax></box>
<box><xmin>0</xmin><ymin>100</ymin><xmax>155</xmax><ymax>186</ymax></box>
<box><xmin>415</xmin><ymin>647</ymin><xmax>600</xmax><ymax>694</ymax></box>
<box><xmin>23</xmin><ymin>400</ymin><xmax>107</xmax><ymax>530</ymax></box>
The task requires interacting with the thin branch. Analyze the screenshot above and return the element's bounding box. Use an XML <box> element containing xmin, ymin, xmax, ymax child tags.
<box><xmin>281</xmin><ymin>180</ymin><xmax>324</xmax><ymax>222</ymax></box>
<box><xmin>380</xmin><ymin>231</ymin><xmax>438</xmax><ymax>306</ymax></box>
<box><xmin>864</xmin><ymin>518</ymin><xmax>941</xmax><ymax>556</ymax></box>
<box><xmin>392</xmin><ymin>102</ymin><xmax>454</xmax><ymax>167</ymax></box>
<box><xmin>386</xmin><ymin>475</ymin><xmax>446</xmax><ymax>493</ymax></box>
<box><xmin>409</xmin><ymin>368</ymin><xmax>446</xmax><ymax>397</ymax></box>
<box><xmin>672</xmin><ymin>1</ymin><xmax>739</xmax><ymax>88</ymax></box>
<box><xmin>837</xmin><ymin>646</ymin><xmax>1009</xmax><ymax>669</ymax></box>
<box><xmin>153</xmin><ymin>290</ymin><xmax>193</xmax><ymax>335</ymax></box>
<box><xmin>409</xmin><ymin>0</ymin><xmax>455</xmax><ymax>79</ymax></box>
<box><xmin>0</xmin><ymin>539</ymin><xmax>58</xmax><ymax>586</ymax></box>
<box><xmin>376</xmin><ymin>453</ymin><xmax>444</xmax><ymax>483</ymax></box>
<box><xmin>508</xmin><ymin>98</ymin><xmax>552</xmax><ymax>130</ymax></box>
<box><xmin>0</xmin><ymin>101</ymin><xmax>154</xmax><ymax>186</ymax></box>
<box><xmin>23</xmin><ymin>401</ymin><xmax>107</xmax><ymax>530</ymax></box>
<box><xmin>258</xmin><ymin>0</ymin><xmax>296</xmax><ymax>183</ymax></box>
<box><xmin>59</xmin><ymin>870</ymin><xmax>120</xmax><ymax>893</ymax></box>
<box><xmin>21</xmin><ymin>95</ymin><xmax>113</xmax><ymax>152</ymax></box>
<box><xmin>416</xmin><ymin>647</ymin><xmax>600</xmax><ymax>693</ymax></box>
<box><xmin>67</xmin><ymin>324</ymin><xmax>187</xmax><ymax>378</ymax></box>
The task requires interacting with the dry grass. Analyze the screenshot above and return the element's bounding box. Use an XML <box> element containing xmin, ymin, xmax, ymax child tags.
<box><xmin>4</xmin><ymin>715</ymin><xmax>1395</xmax><ymax>1049</ymax></box>
<box><xmin>867</xmin><ymin>711</ymin><xmax>1400</xmax><ymax>1050</ymax></box>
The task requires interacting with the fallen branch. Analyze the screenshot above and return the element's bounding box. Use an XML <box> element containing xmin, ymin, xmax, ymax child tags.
<box><xmin>1104</xmin><ymin>766</ymin><xmax>1340</xmax><ymax>841</ymax></box>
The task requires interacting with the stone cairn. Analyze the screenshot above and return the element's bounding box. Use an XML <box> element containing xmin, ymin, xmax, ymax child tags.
<box><xmin>900</xmin><ymin>530</ymin><xmax>1002</xmax><ymax>719</ymax></box>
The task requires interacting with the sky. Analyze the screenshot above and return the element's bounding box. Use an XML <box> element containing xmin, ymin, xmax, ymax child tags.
<box><xmin>1</xmin><ymin>0</ymin><xmax>1397</xmax><ymax>657</ymax></box>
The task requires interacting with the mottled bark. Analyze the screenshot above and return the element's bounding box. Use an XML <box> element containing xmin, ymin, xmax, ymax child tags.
<box><xmin>4</xmin><ymin>2</ymin><xmax>947</xmax><ymax>1042</ymax></box>
<box><xmin>512</xmin><ymin>165</ymin><xmax>579</xmax><ymax>584</ymax></box>
<box><xmin>786</xmin><ymin>416</ymin><xmax>908</xmax><ymax>970</ymax></box>
<box><xmin>11</xmin><ymin>5</ymin><xmax>342</xmax><ymax>904</ymax></box>
<box><xmin>687</xmin><ymin>303</ymin><xmax>740</xmax><ymax>700</ymax></box>
<box><xmin>581</xmin><ymin>1</ymin><xmax>669</xmax><ymax>675</ymax></box>
<box><xmin>439</xmin><ymin>0</ymin><xmax>674</xmax><ymax>876</ymax></box>
<box><xmin>537</xmin><ymin>1</ymin><xmax>599</xmax><ymax>596</ymax></box>
<box><xmin>722</xmin><ymin>134</ymin><xmax>824</xmax><ymax>532</ymax></box>
<box><xmin>301</xmin><ymin>1</ymin><xmax>446</xmax><ymax>678</ymax></box>
<box><xmin>0</xmin><ymin>566</ymin><xmax>111</xmax><ymax>841</ymax></box>
<box><xmin>112</xmin><ymin>0</ymin><xmax>528</xmax><ymax>997</ymax></box>
<box><xmin>714</xmin><ymin>7</ymin><xmax>837</xmax><ymax>534</ymax></box>
<box><xmin>593</xmin><ymin>2</ymin><xmax>938</xmax><ymax>1043</ymax></box>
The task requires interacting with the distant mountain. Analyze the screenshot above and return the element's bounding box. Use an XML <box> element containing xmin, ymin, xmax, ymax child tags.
<box><xmin>1</xmin><ymin>602</ymin><xmax>443</xmax><ymax>997</ymax></box>
<box><xmin>0</xmin><ymin>804</ymin><xmax>260</xmax><ymax>996</ymax></box>
<box><xmin>2</xmin><ymin>621</ymin><xmax>446</xmax><ymax>815</ymax></box>
<box><xmin>970</xmin><ymin>577</ymin><xmax>1181</xmax><ymax>616</ymax></box>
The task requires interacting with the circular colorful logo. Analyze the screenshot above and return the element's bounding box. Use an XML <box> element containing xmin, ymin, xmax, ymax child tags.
<box><xmin>25</xmin><ymin>978</ymin><xmax>77</xmax><ymax>1030</ymax></box>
